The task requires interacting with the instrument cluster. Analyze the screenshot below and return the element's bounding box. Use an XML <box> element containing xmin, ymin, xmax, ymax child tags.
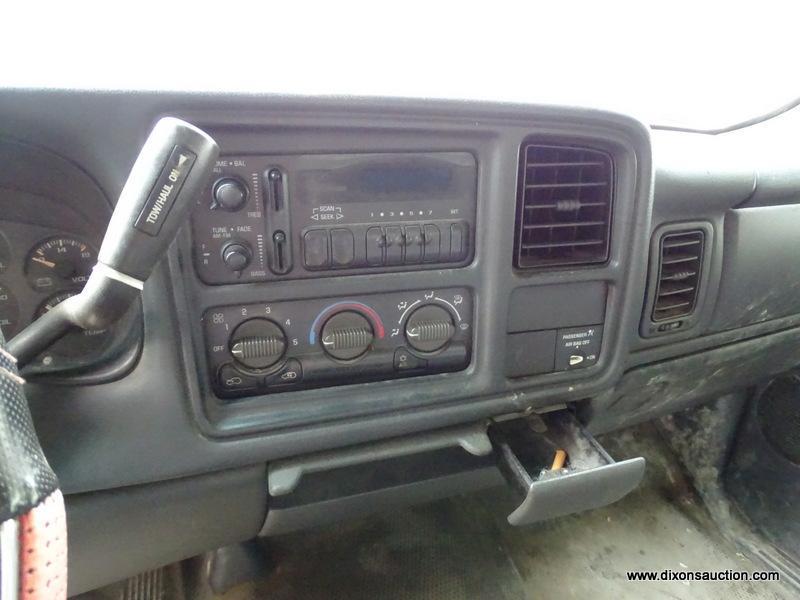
<box><xmin>0</xmin><ymin>223</ymin><xmax>113</xmax><ymax>368</ymax></box>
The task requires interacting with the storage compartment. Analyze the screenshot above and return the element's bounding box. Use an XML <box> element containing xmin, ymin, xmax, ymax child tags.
<box><xmin>260</xmin><ymin>414</ymin><xmax>644</xmax><ymax>536</ymax></box>
<box><xmin>710</xmin><ymin>205</ymin><xmax>800</xmax><ymax>331</ymax></box>
<box><xmin>261</xmin><ymin>423</ymin><xmax>503</xmax><ymax>535</ymax></box>
<box><xmin>490</xmin><ymin>411</ymin><xmax>645</xmax><ymax>525</ymax></box>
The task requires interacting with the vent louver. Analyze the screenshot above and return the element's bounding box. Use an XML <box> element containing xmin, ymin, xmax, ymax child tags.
<box><xmin>652</xmin><ymin>230</ymin><xmax>704</xmax><ymax>322</ymax></box>
<box><xmin>515</xmin><ymin>144</ymin><xmax>613</xmax><ymax>269</ymax></box>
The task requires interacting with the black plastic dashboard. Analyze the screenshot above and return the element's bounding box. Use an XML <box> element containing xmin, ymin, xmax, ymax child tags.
<box><xmin>0</xmin><ymin>89</ymin><xmax>798</xmax><ymax>497</ymax></box>
<box><xmin>2</xmin><ymin>89</ymin><xmax>800</xmax><ymax>594</ymax></box>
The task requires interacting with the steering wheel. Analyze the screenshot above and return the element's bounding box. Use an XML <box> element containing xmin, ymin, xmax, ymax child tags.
<box><xmin>0</xmin><ymin>332</ymin><xmax>67</xmax><ymax>599</ymax></box>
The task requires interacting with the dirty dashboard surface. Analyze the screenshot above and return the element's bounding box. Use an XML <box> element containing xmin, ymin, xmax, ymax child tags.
<box><xmin>1</xmin><ymin>89</ymin><xmax>799</xmax><ymax>593</ymax></box>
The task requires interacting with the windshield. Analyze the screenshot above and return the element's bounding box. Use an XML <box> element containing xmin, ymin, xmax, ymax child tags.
<box><xmin>3</xmin><ymin>3</ymin><xmax>797</xmax><ymax>131</ymax></box>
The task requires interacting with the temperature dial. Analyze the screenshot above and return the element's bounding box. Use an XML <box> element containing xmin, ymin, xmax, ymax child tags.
<box><xmin>404</xmin><ymin>304</ymin><xmax>455</xmax><ymax>353</ymax></box>
<box><xmin>229</xmin><ymin>318</ymin><xmax>286</xmax><ymax>370</ymax></box>
<box><xmin>320</xmin><ymin>311</ymin><xmax>374</xmax><ymax>361</ymax></box>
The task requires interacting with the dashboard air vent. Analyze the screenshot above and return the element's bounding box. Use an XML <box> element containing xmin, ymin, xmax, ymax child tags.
<box><xmin>652</xmin><ymin>230</ymin><xmax>704</xmax><ymax>322</ymax></box>
<box><xmin>515</xmin><ymin>144</ymin><xmax>613</xmax><ymax>269</ymax></box>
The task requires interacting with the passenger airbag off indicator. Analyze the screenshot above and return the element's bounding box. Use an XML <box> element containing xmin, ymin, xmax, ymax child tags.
<box><xmin>555</xmin><ymin>325</ymin><xmax>602</xmax><ymax>370</ymax></box>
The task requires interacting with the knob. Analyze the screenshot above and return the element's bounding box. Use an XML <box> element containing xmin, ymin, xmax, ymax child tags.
<box><xmin>320</xmin><ymin>311</ymin><xmax>374</xmax><ymax>361</ymax></box>
<box><xmin>212</xmin><ymin>178</ymin><xmax>248</xmax><ymax>211</ymax></box>
<box><xmin>404</xmin><ymin>304</ymin><xmax>455</xmax><ymax>353</ymax></box>
<box><xmin>229</xmin><ymin>318</ymin><xmax>286</xmax><ymax>370</ymax></box>
<box><xmin>222</xmin><ymin>241</ymin><xmax>252</xmax><ymax>271</ymax></box>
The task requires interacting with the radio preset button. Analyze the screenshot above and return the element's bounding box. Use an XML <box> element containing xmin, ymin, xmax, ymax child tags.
<box><xmin>423</xmin><ymin>224</ymin><xmax>441</xmax><ymax>262</ymax></box>
<box><xmin>385</xmin><ymin>226</ymin><xmax>404</xmax><ymax>265</ymax></box>
<box><xmin>450</xmin><ymin>222</ymin><xmax>467</xmax><ymax>261</ymax></box>
<box><xmin>330</xmin><ymin>228</ymin><xmax>355</xmax><ymax>267</ymax></box>
<box><xmin>366</xmin><ymin>227</ymin><xmax>384</xmax><ymax>265</ymax></box>
<box><xmin>303</xmin><ymin>229</ymin><xmax>330</xmax><ymax>269</ymax></box>
<box><xmin>404</xmin><ymin>226</ymin><xmax>423</xmax><ymax>263</ymax></box>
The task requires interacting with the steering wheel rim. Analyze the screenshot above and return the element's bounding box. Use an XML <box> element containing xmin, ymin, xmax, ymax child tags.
<box><xmin>0</xmin><ymin>335</ymin><xmax>67</xmax><ymax>599</ymax></box>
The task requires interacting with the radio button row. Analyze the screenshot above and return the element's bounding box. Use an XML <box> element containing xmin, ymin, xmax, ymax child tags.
<box><xmin>303</xmin><ymin>222</ymin><xmax>466</xmax><ymax>270</ymax></box>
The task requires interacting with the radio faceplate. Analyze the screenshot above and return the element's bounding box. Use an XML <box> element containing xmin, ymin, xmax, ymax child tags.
<box><xmin>191</xmin><ymin>152</ymin><xmax>477</xmax><ymax>284</ymax></box>
<box><xmin>204</xmin><ymin>288</ymin><xmax>473</xmax><ymax>398</ymax></box>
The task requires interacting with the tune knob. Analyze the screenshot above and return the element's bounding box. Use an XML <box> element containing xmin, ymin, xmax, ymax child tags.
<box><xmin>212</xmin><ymin>178</ymin><xmax>248</xmax><ymax>211</ymax></box>
<box><xmin>404</xmin><ymin>304</ymin><xmax>455</xmax><ymax>353</ymax></box>
<box><xmin>320</xmin><ymin>311</ymin><xmax>374</xmax><ymax>361</ymax></box>
<box><xmin>229</xmin><ymin>318</ymin><xmax>286</xmax><ymax>370</ymax></box>
<box><xmin>222</xmin><ymin>241</ymin><xmax>252</xmax><ymax>271</ymax></box>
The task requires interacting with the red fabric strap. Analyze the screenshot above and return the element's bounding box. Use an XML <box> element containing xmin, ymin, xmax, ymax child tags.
<box><xmin>18</xmin><ymin>490</ymin><xmax>67</xmax><ymax>599</ymax></box>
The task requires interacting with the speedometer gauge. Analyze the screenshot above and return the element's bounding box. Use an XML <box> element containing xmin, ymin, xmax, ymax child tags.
<box><xmin>25</xmin><ymin>236</ymin><xmax>96</xmax><ymax>292</ymax></box>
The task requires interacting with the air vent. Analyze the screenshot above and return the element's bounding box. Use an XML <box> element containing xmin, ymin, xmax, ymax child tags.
<box><xmin>652</xmin><ymin>230</ymin><xmax>704</xmax><ymax>322</ymax></box>
<box><xmin>515</xmin><ymin>144</ymin><xmax>613</xmax><ymax>269</ymax></box>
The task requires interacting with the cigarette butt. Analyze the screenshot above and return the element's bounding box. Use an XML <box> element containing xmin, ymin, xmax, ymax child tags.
<box><xmin>551</xmin><ymin>449</ymin><xmax>567</xmax><ymax>471</ymax></box>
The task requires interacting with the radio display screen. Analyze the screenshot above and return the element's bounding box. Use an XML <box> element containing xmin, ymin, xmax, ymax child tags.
<box><xmin>292</xmin><ymin>152</ymin><xmax>476</xmax><ymax>207</ymax></box>
<box><xmin>357</xmin><ymin>164</ymin><xmax>452</xmax><ymax>196</ymax></box>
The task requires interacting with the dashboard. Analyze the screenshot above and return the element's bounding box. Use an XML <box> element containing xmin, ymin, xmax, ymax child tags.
<box><xmin>1</xmin><ymin>88</ymin><xmax>800</xmax><ymax>594</ymax></box>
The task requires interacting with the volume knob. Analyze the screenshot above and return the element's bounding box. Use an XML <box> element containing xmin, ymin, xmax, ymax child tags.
<box><xmin>212</xmin><ymin>178</ymin><xmax>248</xmax><ymax>211</ymax></box>
<box><xmin>229</xmin><ymin>318</ymin><xmax>286</xmax><ymax>370</ymax></box>
<box><xmin>404</xmin><ymin>304</ymin><xmax>455</xmax><ymax>353</ymax></box>
<box><xmin>320</xmin><ymin>311</ymin><xmax>374</xmax><ymax>361</ymax></box>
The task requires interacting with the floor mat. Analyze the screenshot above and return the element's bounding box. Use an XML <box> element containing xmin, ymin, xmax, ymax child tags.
<box><xmin>211</xmin><ymin>423</ymin><xmax>792</xmax><ymax>600</ymax></box>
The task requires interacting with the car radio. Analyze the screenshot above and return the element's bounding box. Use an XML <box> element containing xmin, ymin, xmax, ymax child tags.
<box><xmin>191</xmin><ymin>152</ymin><xmax>477</xmax><ymax>284</ymax></box>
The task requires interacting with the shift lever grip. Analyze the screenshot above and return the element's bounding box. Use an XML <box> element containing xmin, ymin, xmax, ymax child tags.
<box><xmin>9</xmin><ymin>117</ymin><xmax>219</xmax><ymax>366</ymax></box>
<box><xmin>98</xmin><ymin>117</ymin><xmax>218</xmax><ymax>282</ymax></box>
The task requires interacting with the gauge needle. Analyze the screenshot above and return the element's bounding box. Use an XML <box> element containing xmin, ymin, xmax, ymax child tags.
<box><xmin>32</xmin><ymin>256</ymin><xmax>57</xmax><ymax>268</ymax></box>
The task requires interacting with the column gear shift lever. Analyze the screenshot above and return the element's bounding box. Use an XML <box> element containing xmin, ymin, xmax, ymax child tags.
<box><xmin>8</xmin><ymin>117</ymin><xmax>219</xmax><ymax>366</ymax></box>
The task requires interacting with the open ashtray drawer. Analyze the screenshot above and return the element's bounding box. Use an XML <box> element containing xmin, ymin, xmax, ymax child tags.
<box><xmin>490</xmin><ymin>410</ymin><xmax>646</xmax><ymax>526</ymax></box>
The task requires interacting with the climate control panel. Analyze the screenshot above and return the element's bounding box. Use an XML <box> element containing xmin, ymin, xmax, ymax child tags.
<box><xmin>203</xmin><ymin>288</ymin><xmax>472</xmax><ymax>398</ymax></box>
